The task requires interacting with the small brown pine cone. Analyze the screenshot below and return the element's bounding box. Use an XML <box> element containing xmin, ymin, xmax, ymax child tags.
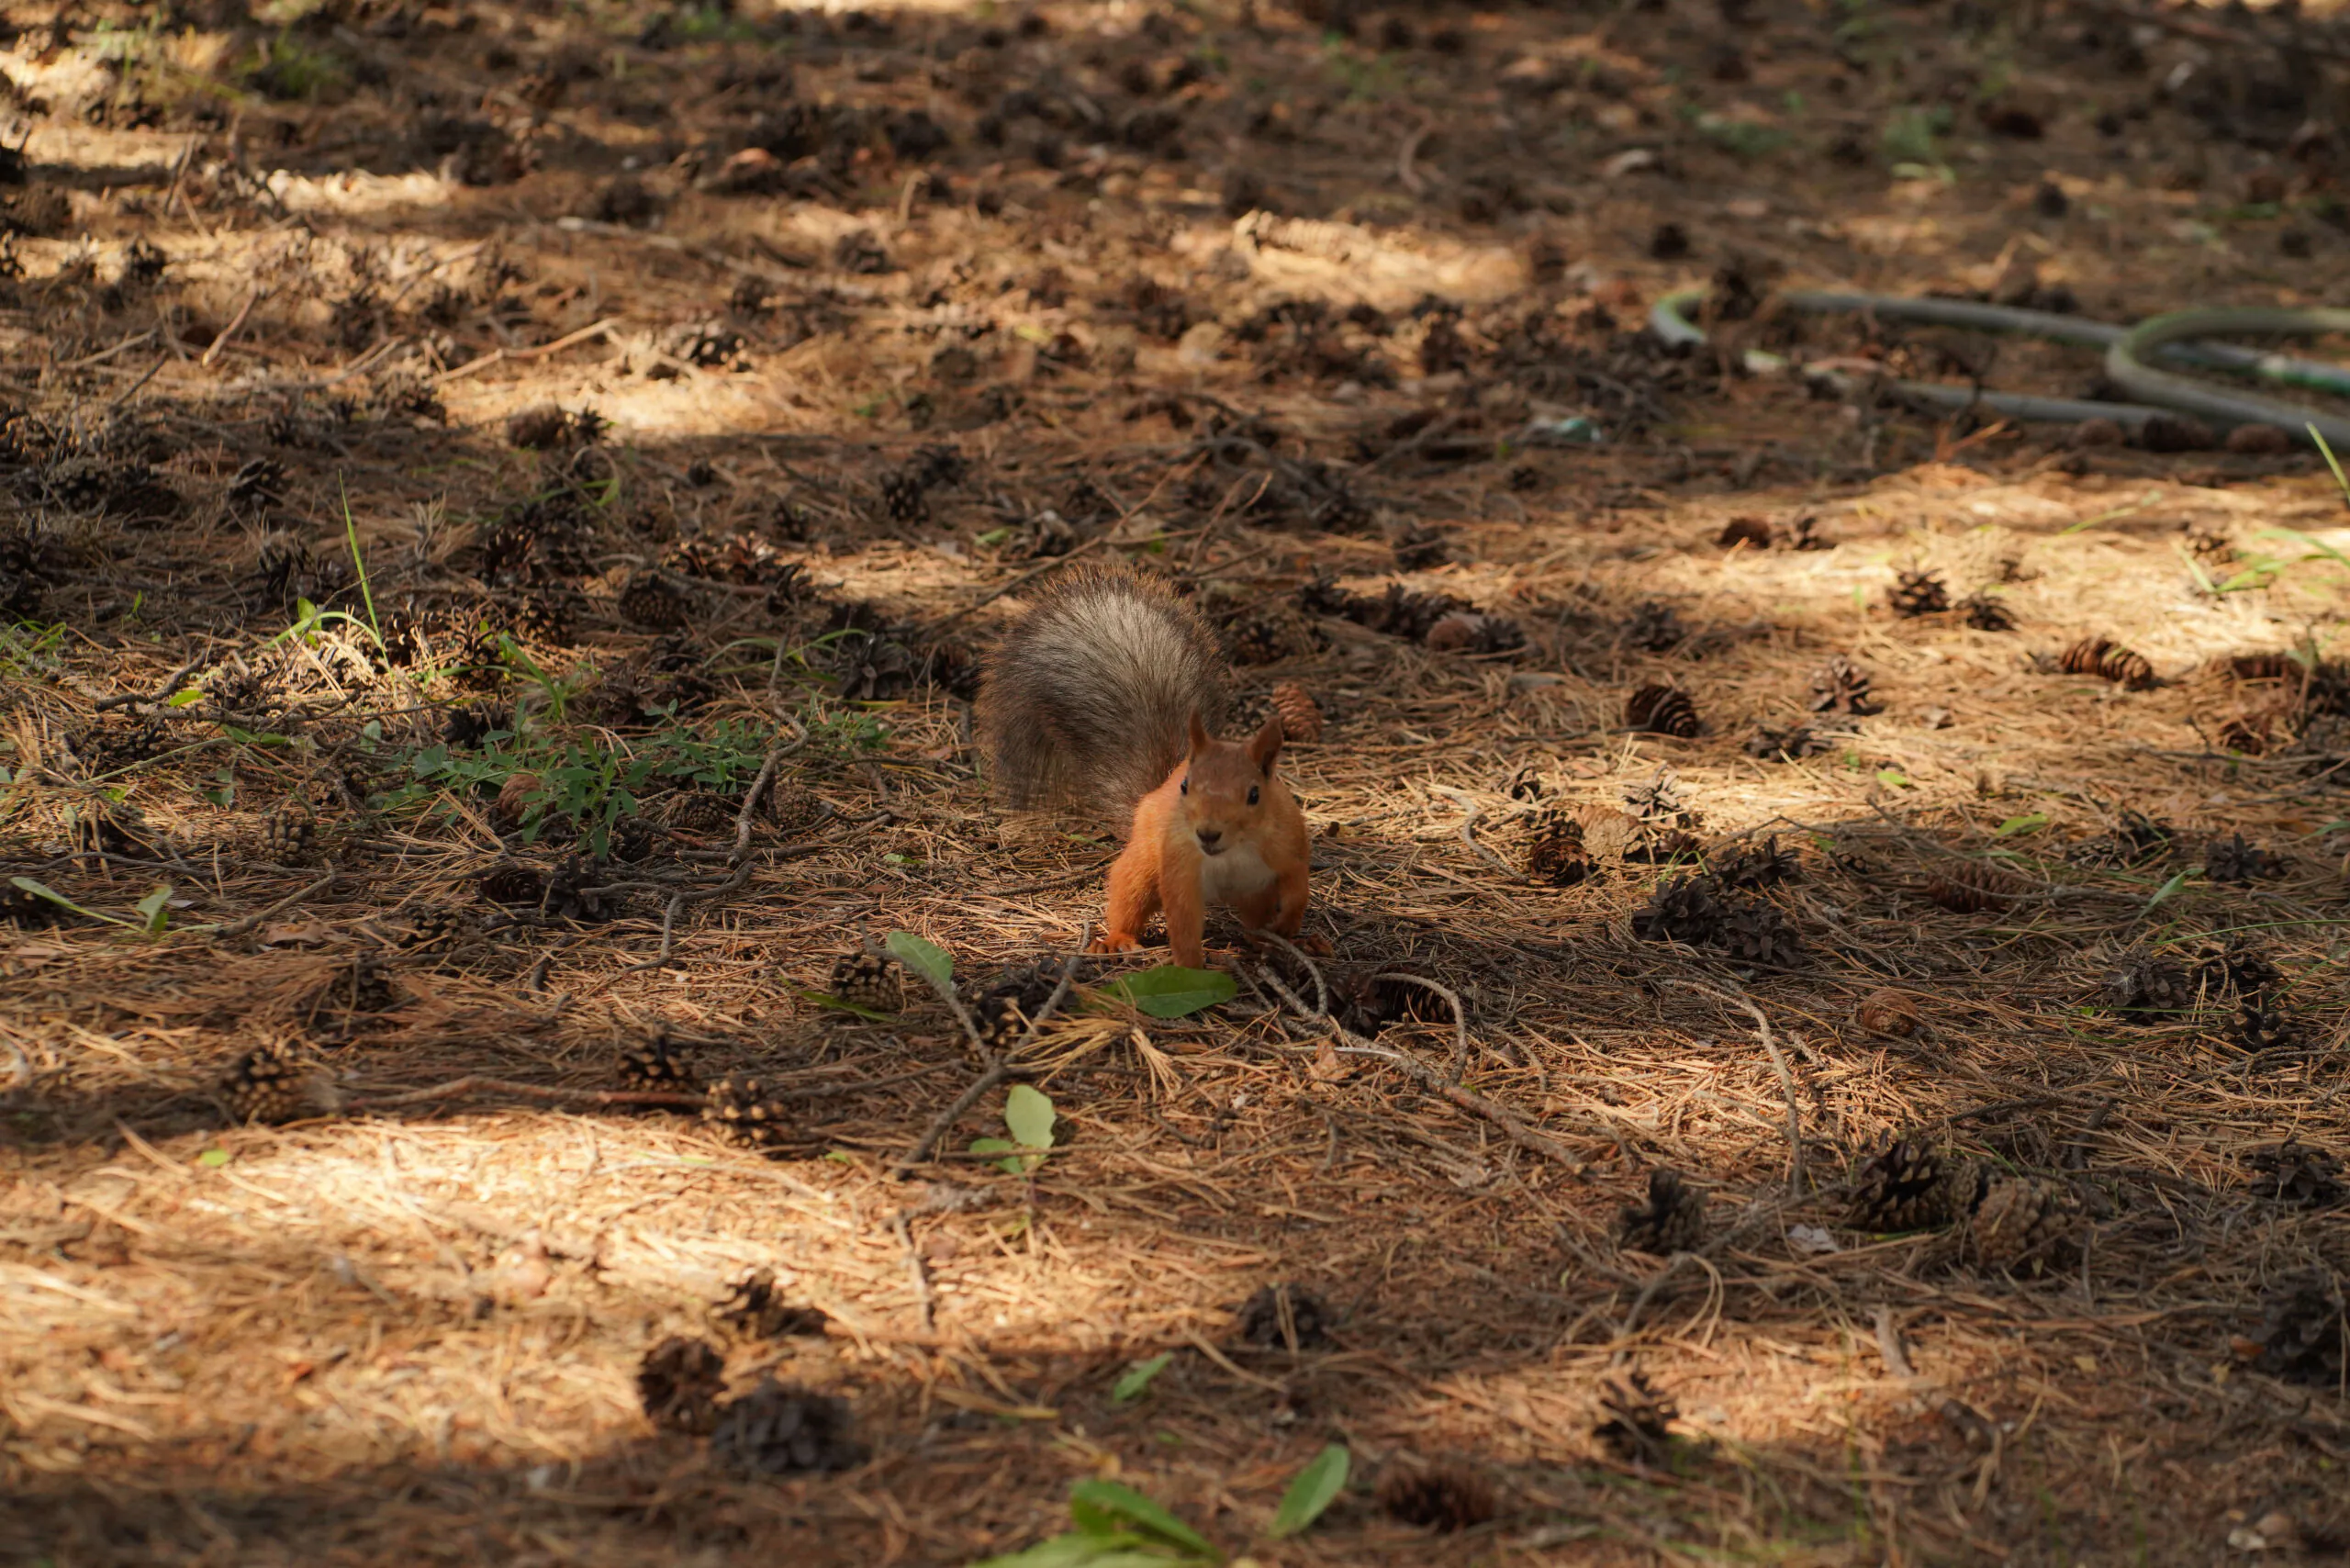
<box><xmin>1847</xmin><ymin>1136</ymin><xmax>1979</xmax><ymax>1231</ymax></box>
<box><xmin>1270</xmin><ymin>681</ymin><xmax>1323</xmax><ymax>744</ymax></box>
<box><xmin>1923</xmin><ymin>862</ymin><xmax>2032</xmax><ymax>913</ymax></box>
<box><xmin>666</xmin><ymin>790</ymin><xmax>738</xmax><ymax>834</ymax></box>
<box><xmin>1594</xmin><ymin>1371</ymin><xmax>1679</xmax><ymax>1465</ymax></box>
<box><xmin>619</xmin><ymin>571</ymin><xmax>692</xmax><ymax>631</ymax></box>
<box><xmin>617</xmin><ymin>1032</ymin><xmax>699</xmax><ymax>1093</ymax></box>
<box><xmin>1967</xmin><ymin>1176</ymin><xmax>2081</xmax><ymax>1274</ymax></box>
<box><xmin>219</xmin><ymin>1040</ymin><xmax>318</xmax><ymax>1125</ymax></box>
<box><xmin>1616</xmin><ymin>1169</ymin><xmax>1706</xmax><ymax>1255</ymax></box>
<box><xmin>1524</xmin><ymin>809</ymin><xmax>1592</xmax><ymax>887</ymax></box>
<box><xmin>828</xmin><ymin>953</ymin><xmax>903</xmax><ymax>1014</ymax></box>
<box><xmin>1375</xmin><ymin>1462</ymin><xmax>1499</xmax><ymax>1532</ymax></box>
<box><xmin>703</xmin><ymin>1076</ymin><xmax>799</xmax><ymax>1152</ymax></box>
<box><xmin>1626</xmin><ymin>683</ymin><xmax>1702</xmax><ymax>738</ymax></box>
<box><xmin>1854</xmin><ymin>988</ymin><xmax>1920</xmax><ymax>1037</ymax></box>
<box><xmin>1886</xmin><ymin>569</ymin><xmax>1952</xmax><ymax>617</ymax></box>
<box><xmin>263</xmin><ymin>802</ymin><xmax>316</xmax><ymax>862</ymax></box>
<box><xmin>2061</xmin><ymin>635</ymin><xmax>2157</xmax><ymax>689</ymax></box>
<box><xmin>638</xmin><ymin>1336</ymin><xmax>726</xmax><ymax>1434</ymax></box>
<box><xmin>494</xmin><ymin>771</ymin><xmax>543</xmax><ymax>830</ymax></box>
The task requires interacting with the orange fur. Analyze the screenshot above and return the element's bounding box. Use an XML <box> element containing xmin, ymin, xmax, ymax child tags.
<box><xmin>1094</xmin><ymin>711</ymin><xmax>1309</xmax><ymax>969</ymax></box>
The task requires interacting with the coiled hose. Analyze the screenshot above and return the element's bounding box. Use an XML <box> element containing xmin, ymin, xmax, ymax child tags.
<box><xmin>1649</xmin><ymin>289</ymin><xmax>2350</xmax><ymax>450</ymax></box>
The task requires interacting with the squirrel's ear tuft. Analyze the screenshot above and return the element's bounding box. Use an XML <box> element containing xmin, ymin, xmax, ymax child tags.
<box><xmin>1187</xmin><ymin>710</ymin><xmax>1211</xmax><ymax>756</ymax></box>
<box><xmin>1247</xmin><ymin>713</ymin><xmax>1284</xmax><ymax>773</ymax></box>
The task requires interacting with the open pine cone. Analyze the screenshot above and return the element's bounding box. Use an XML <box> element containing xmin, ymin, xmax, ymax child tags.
<box><xmin>638</xmin><ymin>1336</ymin><xmax>726</xmax><ymax>1434</ymax></box>
<box><xmin>219</xmin><ymin>1040</ymin><xmax>318</xmax><ymax>1125</ymax></box>
<box><xmin>619</xmin><ymin>570</ymin><xmax>693</xmax><ymax>631</ymax></box>
<box><xmin>1617</xmin><ymin>1169</ymin><xmax>1706</xmax><ymax>1255</ymax></box>
<box><xmin>1886</xmin><ymin>568</ymin><xmax>1952</xmax><ymax>617</ymax></box>
<box><xmin>715</xmin><ymin>1268</ymin><xmax>830</xmax><ymax>1338</ymax></box>
<box><xmin>703</xmin><ymin>1076</ymin><xmax>800</xmax><ymax>1153</ymax></box>
<box><xmin>263</xmin><ymin>802</ymin><xmax>316</xmax><ymax>862</ymax></box>
<box><xmin>1235</xmin><ymin>1282</ymin><xmax>1334</xmax><ymax>1350</ymax></box>
<box><xmin>1375</xmin><ymin>1461</ymin><xmax>1498</xmax><ymax>1532</ymax></box>
<box><xmin>1847</xmin><ymin>1137</ymin><xmax>1980</xmax><ymax>1231</ymax></box>
<box><xmin>828</xmin><ymin>952</ymin><xmax>903</xmax><ymax>1013</ymax></box>
<box><xmin>1594</xmin><ymin>1371</ymin><xmax>1679</xmax><ymax>1465</ymax></box>
<box><xmin>1809</xmin><ymin>655</ymin><xmax>1880</xmax><ymax>715</ymax></box>
<box><xmin>1967</xmin><ymin>1176</ymin><xmax>2081</xmax><ymax>1274</ymax></box>
<box><xmin>1524</xmin><ymin>809</ymin><xmax>1592</xmax><ymax>888</ymax></box>
<box><xmin>1923</xmin><ymin>862</ymin><xmax>2031</xmax><ymax>913</ymax></box>
<box><xmin>617</xmin><ymin>1032</ymin><xmax>699</xmax><ymax>1094</ymax></box>
<box><xmin>2101</xmin><ymin>956</ymin><xmax>2194</xmax><ymax>1023</ymax></box>
<box><xmin>710</xmin><ymin>1379</ymin><xmax>862</xmax><ymax>1475</ymax></box>
<box><xmin>2058</xmin><ymin>635</ymin><xmax>2157</xmax><ymax>690</ymax></box>
<box><xmin>2252</xmin><ymin>1271</ymin><xmax>2345</xmax><ymax>1388</ymax></box>
<box><xmin>2204</xmin><ymin>832</ymin><xmax>2281</xmax><ymax>884</ymax></box>
<box><xmin>2246</xmin><ymin>1143</ymin><xmax>2344</xmax><ymax>1207</ymax></box>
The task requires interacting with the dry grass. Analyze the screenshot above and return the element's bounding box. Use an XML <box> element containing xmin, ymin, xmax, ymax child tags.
<box><xmin>4</xmin><ymin>0</ymin><xmax>2350</xmax><ymax>1563</ymax></box>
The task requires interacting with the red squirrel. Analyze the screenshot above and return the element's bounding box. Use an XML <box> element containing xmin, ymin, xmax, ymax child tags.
<box><xmin>975</xmin><ymin>564</ymin><xmax>1311</xmax><ymax>968</ymax></box>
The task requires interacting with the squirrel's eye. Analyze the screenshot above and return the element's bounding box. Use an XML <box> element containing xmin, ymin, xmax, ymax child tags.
<box><xmin>1248</xmin><ymin>786</ymin><xmax>1260</xmax><ymax>806</ymax></box>
<box><xmin>1180</xmin><ymin>778</ymin><xmax>1189</xmax><ymax>794</ymax></box>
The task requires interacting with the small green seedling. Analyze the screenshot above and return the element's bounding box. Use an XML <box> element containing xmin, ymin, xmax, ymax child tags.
<box><xmin>1111</xmin><ymin>1353</ymin><xmax>1172</xmax><ymax>1406</ymax></box>
<box><xmin>972</xmin><ymin>1083</ymin><xmax>1056</xmax><ymax>1174</ymax></box>
<box><xmin>971</xmin><ymin>1449</ymin><xmax>1352</xmax><ymax>1566</ymax></box>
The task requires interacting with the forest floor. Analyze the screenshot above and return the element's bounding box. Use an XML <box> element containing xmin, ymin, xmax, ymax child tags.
<box><xmin>1</xmin><ymin>0</ymin><xmax>2348</xmax><ymax>1562</ymax></box>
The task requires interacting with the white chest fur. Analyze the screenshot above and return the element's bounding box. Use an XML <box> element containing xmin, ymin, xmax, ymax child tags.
<box><xmin>1195</xmin><ymin>842</ymin><xmax>1277</xmax><ymax>907</ymax></box>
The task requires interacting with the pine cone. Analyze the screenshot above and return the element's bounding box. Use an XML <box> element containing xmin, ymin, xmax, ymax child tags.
<box><xmin>1847</xmin><ymin>1137</ymin><xmax>1978</xmax><ymax>1231</ymax></box>
<box><xmin>493</xmin><ymin>771</ymin><xmax>543</xmax><ymax>831</ymax></box>
<box><xmin>1960</xmin><ymin>591</ymin><xmax>2017</xmax><ymax>632</ymax></box>
<box><xmin>542</xmin><ymin>855</ymin><xmax>610</xmax><ymax>922</ymax></box>
<box><xmin>263</xmin><ymin>803</ymin><xmax>316</xmax><ymax>862</ymax></box>
<box><xmin>1967</xmin><ymin>1176</ymin><xmax>2081</xmax><ymax>1273</ymax></box>
<box><xmin>1621</xmin><ymin>767</ymin><xmax>1692</xmax><ymax>824</ymax></box>
<box><xmin>710</xmin><ymin>1379</ymin><xmax>862</xmax><ymax>1475</ymax></box>
<box><xmin>878</xmin><ymin>468</ymin><xmax>928</xmax><ymax>523</ymax></box>
<box><xmin>1745</xmin><ymin>724</ymin><xmax>1831</xmax><ymax>760</ymax></box>
<box><xmin>1623</xmin><ymin>600</ymin><xmax>1685</xmax><ymax>652</ymax></box>
<box><xmin>1235</xmin><ymin>1282</ymin><xmax>1333</xmax><ymax>1350</ymax></box>
<box><xmin>2102</xmin><ymin>956</ymin><xmax>2193</xmax><ymax>1022</ymax></box>
<box><xmin>619</xmin><ymin>571</ymin><xmax>692</xmax><ymax>631</ymax></box>
<box><xmin>638</xmin><ymin>1336</ymin><xmax>726</xmax><ymax>1434</ymax></box>
<box><xmin>1853</xmin><ymin>988</ymin><xmax>1921</xmax><ymax>1037</ymax></box>
<box><xmin>1923</xmin><ymin>862</ymin><xmax>2031</xmax><ymax>913</ymax></box>
<box><xmin>1228</xmin><ymin>615</ymin><xmax>1294</xmax><ymax>666</ymax></box>
<box><xmin>1627</xmin><ymin>683</ymin><xmax>1702</xmax><ymax>738</ymax></box>
<box><xmin>1524</xmin><ymin>809</ymin><xmax>1592</xmax><ymax>888</ymax></box>
<box><xmin>715</xmin><ymin>1268</ymin><xmax>830</xmax><ymax>1338</ymax></box>
<box><xmin>1328</xmin><ymin>968</ymin><xmax>1449</xmax><ymax>1036</ymax></box>
<box><xmin>666</xmin><ymin>790</ymin><xmax>738</xmax><ymax>835</ymax></box>
<box><xmin>2252</xmin><ymin>1271</ymin><xmax>2345</xmax><ymax>1388</ymax></box>
<box><xmin>609</xmin><ymin>815</ymin><xmax>662</xmax><ymax>863</ymax></box>
<box><xmin>1270</xmin><ymin>681</ymin><xmax>1323</xmax><ymax>744</ymax></box>
<box><xmin>1375</xmin><ymin>1462</ymin><xmax>1498</xmax><ymax>1532</ymax></box>
<box><xmin>1594</xmin><ymin>1371</ymin><xmax>1678</xmax><ymax>1465</ymax></box>
<box><xmin>1718</xmin><ymin>902</ymin><xmax>1801</xmax><ymax>965</ymax></box>
<box><xmin>2059</xmin><ymin>635</ymin><xmax>2157</xmax><ymax>689</ymax></box>
<box><xmin>1631</xmin><ymin>874</ymin><xmax>1725</xmax><ymax>946</ymax></box>
<box><xmin>395</xmin><ymin>909</ymin><xmax>463</xmax><ymax>950</ymax></box>
<box><xmin>1809</xmin><ymin>655</ymin><xmax>1880</xmax><ymax>715</ymax></box>
<box><xmin>2215</xmin><ymin>708</ymin><xmax>2277</xmax><ymax>756</ymax></box>
<box><xmin>2068</xmin><ymin>810</ymin><xmax>2174</xmax><ymax>868</ymax></box>
<box><xmin>1887</xmin><ymin>569</ymin><xmax>1952</xmax><ymax>617</ymax></box>
<box><xmin>2205</xmin><ymin>832</ymin><xmax>2281</xmax><ymax>884</ymax></box>
<box><xmin>2196</xmin><ymin>938</ymin><xmax>2280</xmax><ymax>996</ymax></box>
<box><xmin>763</xmin><ymin>780</ymin><xmax>826</xmax><ymax>838</ymax></box>
<box><xmin>617</xmin><ymin>1032</ymin><xmax>699</xmax><ymax>1093</ymax></box>
<box><xmin>1617</xmin><ymin>1168</ymin><xmax>1706</xmax><ymax>1254</ymax></box>
<box><xmin>967</xmin><ymin>966</ymin><xmax>1058</xmax><ymax>1049</ymax></box>
<box><xmin>219</xmin><ymin>1040</ymin><xmax>316</xmax><ymax>1125</ymax></box>
<box><xmin>2231</xmin><ymin>997</ymin><xmax>2300</xmax><ymax>1052</ymax></box>
<box><xmin>703</xmin><ymin>1076</ymin><xmax>800</xmax><ymax>1152</ymax></box>
<box><xmin>2246</xmin><ymin>1143</ymin><xmax>2344</xmax><ymax>1208</ymax></box>
<box><xmin>1711</xmin><ymin>835</ymin><xmax>1798</xmax><ymax>890</ymax></box>
<box><xmin>1718</xmin><ymin>515</ymin><xmax>1774</xmax><ymax>549</ymax></box>
<box><xmin>1424</xmin><ymin>610</ymin><xmax>1525</xmax><ymax>655</ymax></box>
<box><xmin>828</xmin><ymin>952</ymin><xmax>903</xmax><ymax>1013</ymax></box>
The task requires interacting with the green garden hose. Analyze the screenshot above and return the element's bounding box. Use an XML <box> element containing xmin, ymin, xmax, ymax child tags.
<box><xmin>1649</xmin><ymin>289</ymin><xmax>2350</xmax><ymax>450</ymax></box>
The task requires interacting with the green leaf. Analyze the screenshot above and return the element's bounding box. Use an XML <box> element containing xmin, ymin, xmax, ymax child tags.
<box><xmin>1098</xmin><ymin>966</ymin><xmax>1237</xmax><ymax>1019</ymax></box>
<box><xmin>970</xmin><ymin>1136</ymin><xmax>1028</xmax><ymax>1175</ymax></box>
<box><xmin>1268</xmin><ymin>1444</ymin><xmax>1349</xmax><ymax>1540</ymax></box>
<box><xmin>886</xmin><ymin>930</ymin><xmax>955</xmax><ymax>999</ymax></box>
<box><xmin>800</xmin><ymin>989</ymin><xmax>896</xmax><ymax>1021</ymax></box>
<box><xmin>969</xmin><ymin>1533</ymin><xmax>1185</xmax><ymax>1568</ymax></box>
<box><xmin>166</xmin><ymin>688</ymin><xmax>206</xmax><ymax>708</ymax></box>
<box><xmin>2144</xmin><ymin>868</ymin><xmax>2193</xmax><ymax>913</ymax></box>
<box><xmin>196</xmin><ymin>1148</ymin><xmax>230</xmax><ymax>1168</ymax></box>
<box><xmin>1005</xmin><ymin>1083</ymin><xmax>1057</xmax><ymax>1150</ymax></box>
<box><xmin>1068</xmin><ymin>1481</ymin><xmax>1215</xmax><ymax>1558</ymax></box>
<box><xmin>7</xmin><ymin>878</ymin><xmax>121</xmax><ymax>926</ymax></box>
<box><xmin>135</xmin><ymin>885</ymin><xmax>172</xmax><ymax>936</ymax></box>
<box><xmin>1993</xmin><ymin>813</ymin><xmax>2046</xmax><ymax>838</ymax></box>
<box><xmin>1874</xmin><ymin>767</ymin><xmax>1912</xmax><ymax>790</ymax></box>
<box><xmin>1112</xmin><ymin>1352</ymin><xmax>1173</xmax><ymax>1405</ymax></box>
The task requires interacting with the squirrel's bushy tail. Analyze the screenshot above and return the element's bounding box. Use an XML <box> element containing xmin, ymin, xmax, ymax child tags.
<box><xmin>977</xmin><ymin>563</ymin><xmax>1228</xmax><ymax>821</ymax></box>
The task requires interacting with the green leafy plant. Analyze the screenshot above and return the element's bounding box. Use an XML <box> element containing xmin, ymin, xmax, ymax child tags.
<box><xmin>1098</xmin><ymin>967</ymin><xmax>1237</xmax><ymax>1019</ymax></box>
<box><xmin>886</xmin><ymin>930</ymin><xmax>955</xmax><ymax>996</ymax></box>
<box><xmin>10</xmin><ymin>876</ymin><xmax>174</xmax><ymax>935</ymax></box>
<box><xmin>341</xmin><ymin>477</ymin><xmax>381</xmax><ymax>648</ymax></box>
<box><xmin>268</xmin><ymin>597</ymin><xmax>382</xmax><ymax>654</ymax></box>
<box><xmin>1111</xmin><ymin>1353</ymin><xmax>1173</xmax><ymax>1406</ymax></box>
<box><xmin>973</xmin><ymin>1450</ymin><xmax>1351</xmax><ymax>1566</ymax></box>
<box><xmin>2311</xmin><ymin>424</ymin><xmax>2350</xmax><ymax>504</ymax></box>
<box><xmin>1882</xmin><ymin>105</ymin><xmax>1953</xmax><ymax>179</ymax></box>
<box><xmin>972</xmin><ymin>1083</ymin><xmax>1057</xmax><ymax>1174</ymax></box>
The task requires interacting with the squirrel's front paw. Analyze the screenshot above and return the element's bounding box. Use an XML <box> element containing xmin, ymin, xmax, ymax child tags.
<box><xmin>1091</xmin><ymin>931</ymin><xmax>1143</xmax><ymax>955</ymax></box>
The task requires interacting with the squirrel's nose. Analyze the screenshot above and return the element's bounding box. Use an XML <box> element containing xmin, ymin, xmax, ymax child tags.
<box><xmin>1195</xmin><ymin>827</ymin><xmax>1222</xmax><ymax>847</ymax></box>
